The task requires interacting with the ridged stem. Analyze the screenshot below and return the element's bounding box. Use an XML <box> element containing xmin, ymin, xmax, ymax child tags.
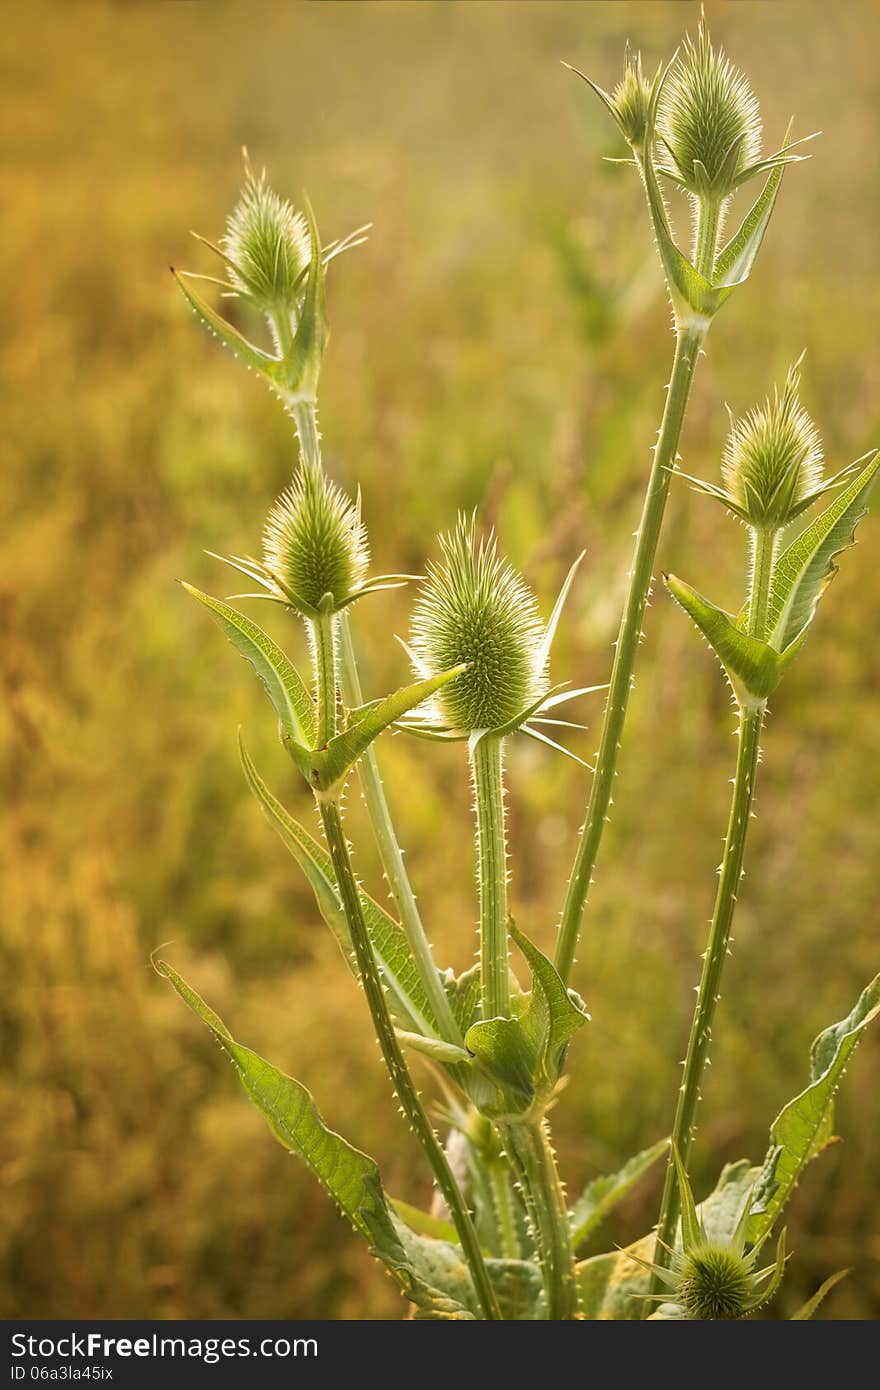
<box><xmin>747</xmin><ymin>526</ymin><xmax>779</xmax><ymax>640</ymax></box>
<box><xmin>489</xmin><ymin>1160</ymin><xmax>522</xmax><ymax>1260</ymax></box>
<box><xmin>502</xmin><ymin>1121</ymin><xmax>578</xmax><ymax>1320</ymax></box>
<box><xmin>337</xmin><ymin>614</ymin><xmax>461</xmax><ymax>1044</ymax></box>
<box><xmin>311</xmin><ymin>609</ymin><xmax>337</xmax><ymax>748</ymax></box>
<box><xmin>294</xmin><ymin>398</ymin><xmax>460</xmax><ymax>1045</ymax></box>
<box><xmin>319</xmin><ymin>799</ymin><xmax>501</xmax><ymax>1320</ymax></box>
<box><xmin>554</xmin><ymin>323</ymin><xmax>705</xmax><ymax>983</ymax></box>
<box><xmin>471</xmin><ymin>733</ymin><xmax>510</xmax><ymax>1021</ymax></box>
<box><xmin>693</xmin><ymin>196</ymin><xmax>722</xmax><ymax>280</ymax></box>
<box><xmin>650</xmin><ymin>702</ymin><xmax>764</xmax><ymax>1288</ymax></box>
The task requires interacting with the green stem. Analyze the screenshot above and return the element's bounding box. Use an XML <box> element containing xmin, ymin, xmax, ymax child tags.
<box><xmin>312</xmin><ymin>610</ymin><xmax>337</xmax><ymax>747</ymax></box>
<box><xmin>693</xmin><ymin>196</ymin><xmax>722</xmax><ymax>280</ymax></box>
<box><xmin>471</xmin><ymin>733</ymin><xmax>510</xmax><ymax>1020</ymax></box>
<box><xmin>650</xmin><ymin>701</ymin><xmax>764</xmax><ymax>1289</ymax></box>
<box><xmin>320</xmin><ymin>799</ymin><xmax>502</xmax><ymax>1320</ymax></box>
<box><xmin>338</xmin><ymin>613</ymin><xmax>461</xmax><ymax>1044</ymax></box>
<box><xmin>489</xmin><ymin>1160</ymin><xmax>522</xmax><ymax>1260</ymax></box>
<box><xmin>747</xmin><ymin>526</ymin><xmax>778</xmax><ymax>640</ymax></box>
<box><xmin>554</xmin><ymin>323</ymin><xmax>705</xmax><ymax>983</ymax></box>
<box><xmin>292</xmin><ymin>399</ymin><xmax>321</xmax><ymax>469</ymax></box>
<box><xmin>502</xmin><ymin>1121</ymin><xmax>577</xmax><ymax>1320</ymax></box>
<box><xmin>294</xmin><ymin>397</ymin><xmax>459</xmax><ymax>1043</ymax></box>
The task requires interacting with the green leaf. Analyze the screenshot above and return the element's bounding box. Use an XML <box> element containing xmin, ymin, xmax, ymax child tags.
<box><xmin>445</xmin><ymin>963</ymin><xmax>481</xmax><ymax>1036</ymax></box>
<box><xmin>748</xmin><ymin>974</ymin><xmax>880</xmax><ymax>1242</ymax></box>
<box><xmin>664</xmin><ymin>574</ymin><xmax>781</xmax><ymax>701</ymax></box>
<box><xmin>309</xmin><ymin>663</ymin><xmax>467</xmax><ymax>794</ymax></box>
<box><xmin>396</xmin><ymin>1030</ymin><xmax>471</xmax><ymax>1066</ymax></box>
<box><xmin>182</xmin><ymin>584</ymin><xmax>315</xmax><ymax>748</ymax></box>
<box><xmin>700</xmin><ymin>1159</ymin><xmax>759</xmax><ymax>1245</ymax></box>
<box><xmin>391</xmin><ymin>1199</ymin><xmax>459</xmax><ymax>1246</ymax></box>
<box><xmin>276</xmin><ymin>198</ymin><xmax>327</xmax><ymax>404</ymax></box>
<box><xmin>766</xmin><ymin>450</ymin><xmax>880</xmax><ymax>651</ymax></box>
<box><xmin>464</xmin><ymin>923</ymin><xmax>588</xmax><ymax>1119</ymax></box>
<box><xmin>641</xmin><ymin>141</ymin><xmax>715</xmax><ymax>319</ymax></box>
<box><xmin>156</xmin><ymin>959</ymin><xmax>405</xmax><ymax>1253</ymax></box>
<box><xmin>156</xmin><ymin>959</ymin><xmax>492</xmax><ymax>1318</ymax></box>
<box><xmin>172</xmin><ymin>270</ymin><xmax>283</xmax><ymax>383</ymax></box>
<box><xmin>570</xmin><ymin>1139</ymin><xmax>668</xmax><ymax>1251</ymax></box>
<box><xmin>790</xmin><ymin>1268</ymin><xmax>849</xmax><ymax>1320</ymax></box>
<box><xmin>239</xmin><ymin>734</ymin><xmax>441</xmax><ymax>1038</ymax></box>
<box><xmin>713</xmin><ymin>123</ymin><xmax>792</xmax><ymax>290</ymax></box>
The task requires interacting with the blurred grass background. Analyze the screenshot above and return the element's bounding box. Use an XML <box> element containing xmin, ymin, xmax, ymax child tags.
<box><xmin>2</xmin><ymin>0</ymin><xmax>878</xmax><ymax>1320</ymax></box>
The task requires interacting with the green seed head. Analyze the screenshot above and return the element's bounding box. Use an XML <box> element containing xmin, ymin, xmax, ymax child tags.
<box><xmin>676</xmin><ymin>1244</ymin><xmax>754</xmax><ymax>1320</ymax></box>
<box><xmin>721</xmin><ymin>363</ymin><xmax>823</xmax><ymax>528</ymax></box>
<box><xmin>223</xmin><ymin>160</ymin><xmax>311</xmax><ymax>312</ymax></box>
<box><xmin>410</xmin><ymin>517</ymin><xmax>546</xmax><ymax>733</ymax></box>
<box><xmin>263</xmin><ymin>465</ymin><xmax>368</xmax><ymax>614</ymax></box>
<box><xmin>610</xmin><ymin>53</ymin><xmax>653</xmax><ymax>149</ymax></box>
<box><xmin>658</xmin><ymin>23</ymin><xmax>761</xmax><ymax>199</ymax></box>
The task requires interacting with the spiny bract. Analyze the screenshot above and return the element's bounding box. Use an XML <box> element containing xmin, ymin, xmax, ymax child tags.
<box><xmin>410</xmin><ymin>518</ymin><xmax>546</xmax><ymax>733</ymax></box>
<box><xmin>223</xmin><ymin>161</ymin><xmax>311</xmax><ymax>312</ymax></box>
<box><xmin>263</xmin><ymin>464</ymin><xmax>369</xmax><ymax>613</ymax></box>
<box><xmin>658</xmin><ymin>22</ymin><xmax>761</xmax><ymax>199</ymax></box>
<box><xmin>721</xmin><ymin>363</ymin><xmax>823</xmax><ymax>528</ymax></box>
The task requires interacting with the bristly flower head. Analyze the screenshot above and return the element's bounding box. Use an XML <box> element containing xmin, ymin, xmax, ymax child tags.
<box><xmin>608</xmin><ymin>52</ymin><xmax>653</xmax><ymax>150</ymax></box>
<box><xmin>637</xmin><ymin>1151</ymin><xmax>788</xmax><ymax>1320</ymax></box>
<box><xmin>262</xmin><ymin>464</ymin><xmax>369</xmax><ymax>614</ymax></box>
<box><xmin>222</xmin><ymin>160</ymin><xmax>312</xmax><ymax>312</ymax></box>
<box><xmin>721</xmin><ymin>362</ymin><xmax>824</xmax><ymax>528</ymax></box>
<box><xmin>410</xmin><ymin>517</ymin><xmax>547</xmax><ymax>733</ymax></box>
<box><xmin>658</xmin><ymin>21</ymin><xmax>761</xmax><ymax>201</ymax></box>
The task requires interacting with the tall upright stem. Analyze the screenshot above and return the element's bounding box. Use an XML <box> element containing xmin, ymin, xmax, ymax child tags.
<box><xmin>650</xmin><ymin>702</ymin><xmax>764</xmax><ymax>1285</ymax></box>
<box><xmin>747</xmin><ymin>526</ymin><xmax>778</xmax><ymax>640</ymax></box>
<box><xmin>554</xmin><ymin>323</ymin><xmax>705</xmax><ymax>983</ymax></box>
<box><xmin>320</xmin><ymin>799</ymin><xmax>501</xmax><ymax>1320</ymax></box>
<box><xmin>294</xmin><ymin>399</ymin><xmax>460</xmax><ymax>1044</ymax></box>
<box><xmin>338</xmin><ymin>614</ymin><xmax>461</xmax><ymax>1043</ymax></box>
<box><xmin>471</xmin><ymin>734</ymin><xmax>510</xmax><ymax>1020</ymax></box>
<box><xmin>502</xmin><ymin>1121</ymin><xmax>578</xmax><ymax>1320</ymax></box>
<box><xmin>693</xmin><ymin>197</ymin><xmax>722</xmax><ymax>280</ymax></box>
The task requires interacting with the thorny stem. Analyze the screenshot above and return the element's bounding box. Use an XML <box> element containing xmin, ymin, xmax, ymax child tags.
<box><xmin>693</xmin><ymin>196</ymin><xmax>722</xmax><ymax>280</ymax></box>
<box><xmin>338</xmin><ymin>614</ymin><xmax>462</xmax><ymax>1044</ymax></box>
<box><xmin>312</xmin><ymin>609</ymin><xmax>338</xmax><ymax>748</ymax></box>
<box><xmin>747</xmin><ymin>526</ymin><xmax>778</xmax><ymax>640</ymax></box>
<box><xmin>489</xmin><ymin>1160</ymin><xmax>522</xmax><ymax>1260</ymax></box>
<box><xmin>502</xmin><ymin>1121</ymin><xmax>578</xmax><ymax>1320</ymax></box>
<box><xmin>320</xmin><ymin>799</ymin><xmax>502</xmax><ymax>1320</ymax></box>
<box><xmin>650</xmin><ymin>702</ymin><xmax>764</xmax><ymax>1289</ymax></box>
<box><xmin>471</xmin><ymin>733</ymin><xmax>510</xmax><ymax>1021</ymax></box>
<box><xmin>295</xmin><ymin>400</ymin><xmax>461</xmax><ymax>1045</ymax></box>
<box><xmin>554</xmin><ymin>323</ymin><xmax>705</xmax><ymax>983</ymax></box>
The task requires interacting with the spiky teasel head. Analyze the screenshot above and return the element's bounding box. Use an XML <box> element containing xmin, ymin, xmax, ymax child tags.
<box><xmin>222</xmin><ymin>158</ymin><xmax>312</xmax><ymax>312</ymax></box>
<box><xmin>608</xmin><ymin>52</ymin><xmax>653</xmax><ymax>150</ymax></box>
<box><xmin>658</xmin><ymin>21</ymin><xmax>761</xmax><ymax>201</ymax></box>
<box><xmin>410</xmin><ymin>517</ymin><xmax>547</xmax><ymax>734</ymax></box>
<box><xmin>262</xmin><ymin>464</ymin><xmax>369</xmax><ymax>615</ymax></box>
<box><xmin>721</xmin><ymin>362</ymin><xmax>824</xmax><ymax>529</ymax></box>
<box><xmin>638</xmin><ymin>1150</ymin><xmax>788</xmax><ymax>1320</ymax></box>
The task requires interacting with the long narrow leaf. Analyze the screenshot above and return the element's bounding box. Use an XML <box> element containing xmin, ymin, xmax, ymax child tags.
<box><xmin>570</xmin><ymin>1139</ymin><xmax>668</xmax><ymax>1250</ymax></box>
<box><xmin>183</xmin><ymin>584</ymin><xmax>315</xmax><ymax>747</ymax></box>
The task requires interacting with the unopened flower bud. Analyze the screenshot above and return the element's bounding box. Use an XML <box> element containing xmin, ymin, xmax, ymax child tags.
<box><xmin>223</xmin><ymin>162</ymin><xmax>312</xmax><ymax>313</ymax></box>
<box><xmin>658</xmin><ymin>23</ymin><xmax>761</xmax><ymax>201</ymax></box>
<box><xmin>410</xmin><ymin>518</ymin><xmax>546</xmax><ymax>733</ymax></box>
<box><xmin>721</xmin><ymin>363</ymin><xmax>823</xmax><ymax>529</ymax></box>
<box><xmin>263</xmin><ymin>464</ymin><xmax>369</xmax><ymax>614</ymax></box>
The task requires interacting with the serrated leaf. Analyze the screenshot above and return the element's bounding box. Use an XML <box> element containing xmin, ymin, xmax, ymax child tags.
<box><xmin>570</xmin><ymin>1139</ymin><xmax>668</xmax><ymax>1251</ymax></box>
<box><xmin>664</xmin><ymin>574</ymin><xmax>781</xmax><ymax>700</ymax></box>
<box><xmin>766</xmin><ymin>450</ymin><xmax>880</xmax><ymax>651</ymax></box>
<box><xmin>156</xmin><ymin>959</ymin><xmax>494</xmax><ymax>1318</ymax></box>
<box><xmin>748</xmin><ymin>974</ymin><xmax>880</xmax><ymax>1242</ymax></box>
<box><xmin>173</xmin><ymin>271</ymin><xmax>283</xmax><ymax>382</ymax></box>
<box><xmin>465</xmin><ymin>923</ymin><xmax>588</xmax><ymax>1119</ymax></box>
<box><xmin>239</xmin><ymin>734</ymin><xmax>440</xmax><ymax>1038</ymax></box>
<box><xmin>183</xmin><ymin>584</ymin><xmax>315</xmax><ymax>747</ymax></box>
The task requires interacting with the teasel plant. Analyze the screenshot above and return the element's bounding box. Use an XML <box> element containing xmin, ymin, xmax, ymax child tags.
<box><xmin>159</xmin><ymin>20</ymin><xmax>879</xmax><ymax>1321</ymax></box>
